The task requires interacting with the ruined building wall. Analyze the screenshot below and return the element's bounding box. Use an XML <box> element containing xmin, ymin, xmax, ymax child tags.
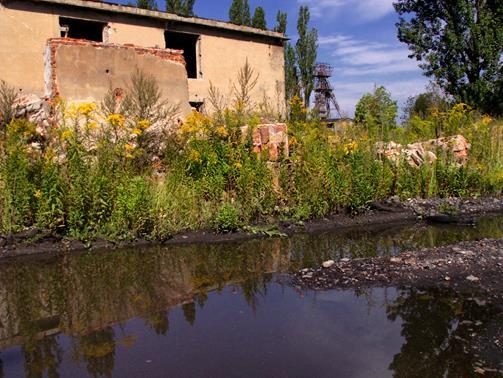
<box><xmin>188</xmin><ymin>33</ymin><xmax>286</xmax><ymax>114</ymax></box>
<box><xmin>0</xmin><ymin>1</ymin><xmax>59</xmax><ymax>95</ymax></box>
<box><xmin>0</xmin><ymin>0</ymin><xmax>285</xmax><ymax>115</ymax></box>
<box><xmin>0</xmin><ymin>1</ymin><xmax>167</xmax><ymax>96</ymax></box>
<box><xmin>46</xmin><ymin>39</ymin><xmax>191</xmax><ymax>115</ymax></box>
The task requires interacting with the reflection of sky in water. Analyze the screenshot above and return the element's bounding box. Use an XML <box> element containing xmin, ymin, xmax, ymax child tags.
<box><xmin>3</xmin><ymin>285</ymin><xmax>405</xmax><ymax>378</ymax></box>
<box><xmin>0</xmin><ymin>216</ymin><xmax>502</xmax><ymax>377</ymax></box>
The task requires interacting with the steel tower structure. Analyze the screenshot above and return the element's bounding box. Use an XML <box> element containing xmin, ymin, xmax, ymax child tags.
<box><xmin>314</xmin><ymin>63</ymin><xmax>342</xmax><ymax>119</ymax></box>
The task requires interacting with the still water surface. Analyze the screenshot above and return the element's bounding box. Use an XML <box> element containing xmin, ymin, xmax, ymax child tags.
<box><xmin>0</xmin><ymin>217</ymin><xmax>502</xmax><ymax>377</ymax></box>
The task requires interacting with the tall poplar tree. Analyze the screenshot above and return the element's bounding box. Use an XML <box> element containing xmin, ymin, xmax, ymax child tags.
<box><xmin>229</xmin><ymin>0</ymin><xmax>243</xmax><ymax>24</ymax></box>
<box><xmin>285</xmin><ymin>43</ymin><xmax>299</xmax><ymax>101</ymax></box>
<box><xmin>242</xmin><ymin>0</ymin><xmax>251</xmax><ymax>26</ymax></box>
<box><xmin>274</xmin><ymin>11</ymin><xmax>287</xmax><ymax>34</ymax></box>
<box><xmin>229</xmin><ymin>0</ymin><xmax>251</xmax><ymax>26</ymax></box>
<box><xmin>295</xmin><ymin>6</ymin><xmax>318</xmax><ymax>107</ymax></box>
<box><xmin>252</xmin><ymin>7</ymin><xmax>267</xmax><ymax>30</ymax></box>
<box><xmin>137</xmin><ymin>0</ymin><xmax>157</xmax><ymax>10</ymax></box>
<box><xmin>166</xmin><ymin>0</ymin><xmax>195</xmax><ymax>16</ymax></box>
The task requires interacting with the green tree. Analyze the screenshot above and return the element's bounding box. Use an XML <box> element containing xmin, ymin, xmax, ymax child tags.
<box><xmin>355</xmin><ymin>86</ymin><xmax>398</xmax><ymax>139</ymax></box>
<box><xmin>166</xmin><ymin>0</ymin><xmax>180</xmax><ymax>13</ymax></box>
<box><xmin>285</xmin><ymin>43</ymin><xmax>299</xmax><ymax>101</ymax></box>
<box><xmin>229</xmin><ymin>0</ymin><xmax>243</xmax><ymax>24</ymax></box>
<box><xmin>394</xmin><ymin>0</ymin><xmax>503</xmax><ymax>115</ymax></box>
<box><xmin>242</xmin><ymin>0</ymin><xmax>251</xmax><ymax>26</ymax></box>
<box><xmin>166</xmin><ymin>0</ymin><xmax>195</xmax><ymax>16</ymax></box>
<box><xmin>183</xmin><ymin>0</ymin><xmax>195</xmax><ymax>16</ymax></box>
<box><xmin>403</xmin><ymin>88</ymin><xmax>449</xmax><ymax>121</ymax></box>
<box><xmin>295</xmin><ymin>6</ymin><xmax>318</xmax><ymax>107</ymax></box>
<box><xmin>274</xmin><ymin>11</ymin><xmax>287</xmax><ymax>34</ymax></box>
<box><xmin>136</xmin><ymin>0</ymin><xmax>157</xmax><ymax>10</ymax></box>
<box><xmin>252</xmin><ymin>7</ymin><xmax>267</xmax><ymax>30</ymax></box>
<box><xmin>229</xmin><ymin>0</ymin><xmax>250</xmax><ymax>26</ymax></box>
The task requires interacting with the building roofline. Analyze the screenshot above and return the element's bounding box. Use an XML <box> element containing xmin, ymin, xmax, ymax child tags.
<box><xmin>13</xmin><ymin>0</ymin><xmax>289</xmax><ymax>41</ymax></box>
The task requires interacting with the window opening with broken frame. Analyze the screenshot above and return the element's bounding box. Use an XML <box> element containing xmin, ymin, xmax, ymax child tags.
<box><xmin>165</xmin><ymin>31</ymin><xmax>200</xmax><ymax>79</ymax></box>
<box><xmin>60</xmin><ymin>17</ymin><xmax>106</xmax><ymax>42</ymax></box>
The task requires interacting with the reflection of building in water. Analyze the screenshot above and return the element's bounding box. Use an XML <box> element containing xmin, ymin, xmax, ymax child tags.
<box><xmin>0</xmin><ymin>238</ymin><xmax>291</xmax><ymax>352</ymax></box>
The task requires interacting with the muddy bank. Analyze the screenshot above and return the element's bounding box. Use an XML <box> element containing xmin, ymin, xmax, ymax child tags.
<box><xmin>293</xmin><ymin>238</ymin><xmax>503</xmax><ymax>305</ymax></box>
<box><xmin>1</xmin><ymin>196</ymin><xmax>502</xmax><ymax>259</ymax></box>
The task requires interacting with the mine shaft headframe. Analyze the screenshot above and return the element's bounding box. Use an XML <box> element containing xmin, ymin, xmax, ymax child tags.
<box><xmin>315</xmin><ymin>63</ymin><xmax>333</xmax><ymax>78</ymax></box>
<box><xmin>314</xmin><ymin>62</ymin><xmax>342</xmax><ymax>119</ymax></box>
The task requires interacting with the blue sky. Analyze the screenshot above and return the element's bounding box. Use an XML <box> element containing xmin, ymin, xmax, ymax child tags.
<box><xmin>161</xmin><ymin>0</ymin><xmax>429</xmax><ymax>116</ymax></box>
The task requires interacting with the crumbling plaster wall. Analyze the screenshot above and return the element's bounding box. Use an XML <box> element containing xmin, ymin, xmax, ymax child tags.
<box><xmin>0</xmin><ymin>1</ymin><xmax>59</xmax><ymax>95</ymax></box>
<box><xmin>188</xmin><ymin>33</ymin><xmax>286</xmax><ymax>114</ymax></box>
<box><xmin>0</xmin><ymin>1</ymin><xmax>166</xmax><ymax>96</ymax></box>
<box><xmin>46</xmin><ymin>39</ymin><xmax>192</xmax><ymax>116</ymax></box>
<box><xmin>0</xmin><ymin>0</ymin><xmax>286</xmax><ymax>115</ymax></box>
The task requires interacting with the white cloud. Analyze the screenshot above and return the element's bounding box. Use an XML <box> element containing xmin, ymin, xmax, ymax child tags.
<box><xmin>318</xmin><ymin>33</ymin><xmax>427</xmax><ymax>115</ymax></box>
<box><xmin>319</xmin><ymin>33</ymin><xmax>420</xmax><ymax>77</ymax></box>
<box><xmin>299</xmin><ymin>0</ymin><xmax>394</xmax><ymax>22</ymax></box>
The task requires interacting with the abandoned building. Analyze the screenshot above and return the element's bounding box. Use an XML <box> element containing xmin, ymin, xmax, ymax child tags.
<box><xmin>0</xmin><ymin>0</ymin><xmax>287</xmax><ymax>116</ymax></box>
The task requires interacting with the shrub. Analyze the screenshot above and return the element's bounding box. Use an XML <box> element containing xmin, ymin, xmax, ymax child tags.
<box><xmin>0</xmin><ymin>80</ymin><xmax>18</xmax><ymax>129</ymax></box>
<box><xmin>214</xmin><ymin>202</ymin><xmax>241</xmax><ymax>233</ymax></box>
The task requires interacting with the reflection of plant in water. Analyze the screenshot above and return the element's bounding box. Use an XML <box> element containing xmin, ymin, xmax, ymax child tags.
<box><xmin>147</xmin><ymin>311</ymin><xmax>169</xmax><ymax>336</ymax></box>
<box><xmin>1</xmin><ymin>219</ymin><xmax>502</xmax><ymax>376</ymax></box>
<box><xmin>0</xmin><ymin>236</ymin><xmax>293</xmax><ymax>375</ymax></box>
<box><xmin>240</xmin><ymin>275</ymin><xmax>270</xmax><ymax>312</ymax></box>
<box><xmin>74</xmin><ymin>328</ymin><xmax>116</xmax><ymax>378</ymax></box>
<box><xmin>22</xmin><ymin>336</ymin><xmax>63</xmax><ymax>378</ymax></box>
<box><xmin>182</xmin><ymin>302</ymin><xmax>197</xmax><ymax>326</ymax></box>
<box><xmin>386</xmin><ymin>288</ymin><xmax>499</xmax><ymax>377</ymax></box>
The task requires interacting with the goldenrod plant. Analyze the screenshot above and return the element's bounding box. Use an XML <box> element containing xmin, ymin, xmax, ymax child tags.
<box><xmin>0</xmin><ymin>73</ymin><xmax>501</xmax><ymax>240</ymax></box>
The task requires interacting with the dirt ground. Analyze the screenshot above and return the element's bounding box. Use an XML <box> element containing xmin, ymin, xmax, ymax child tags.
<box><xmin>292</xmin><ymin>238</ymin><xmax>503</xmax><ymax>306</ymax></box>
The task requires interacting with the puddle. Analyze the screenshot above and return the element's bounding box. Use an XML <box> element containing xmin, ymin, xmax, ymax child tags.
<box><xmin>0</xmin><ymin>216</ymin><xmax>502</xmax><ymax>377</ymax></box>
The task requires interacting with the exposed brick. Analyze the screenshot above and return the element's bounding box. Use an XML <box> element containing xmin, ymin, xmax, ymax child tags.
<box><xmin>241</xmin><ymin>123</ymin><xmax>289</xmax><ymax>162</ymax></box>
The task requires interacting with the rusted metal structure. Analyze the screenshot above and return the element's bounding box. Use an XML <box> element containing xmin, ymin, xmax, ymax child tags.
<box><xmin>314</xmin><ymin>63</ymin><xmax>342</xmax><ymax>119</ymax></box>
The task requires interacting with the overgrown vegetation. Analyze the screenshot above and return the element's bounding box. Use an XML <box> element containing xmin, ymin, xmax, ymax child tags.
<box><xmin>394</xmin><ymin>0</ymin><xmax>503</xmax><ymax>116</ymax></box>
<box><xmin>0</xmin><ymin>68</ymin><xmax>501</xmax><ymax>242</ymax></box>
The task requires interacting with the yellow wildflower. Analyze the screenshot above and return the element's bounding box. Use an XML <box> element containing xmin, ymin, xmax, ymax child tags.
<box><xmin>124</xmin><ymin>143</ymin><xmax>135</xmax><ymax>151</ymax></box>
<box><xmin>34</xmin><ymin>190</ymin><xmax>42</xmax><ymax>199</ymax></box>
<box><xmin>481</xmin><ymin>115</ymin><xmax>493</xmax><ymax>126</ymax></box>
<box><xmin>45</xmin><ymin>148</ymin><xmax>55</xmax><ymax>162</ymax></box>
<box><xmin>65</xmin><ymin>105</ymin><xmax>79</xmax><ymax>120</ymax></box>
<box><xmin>343</xmin><ymin>141</ymin><xmax>358</xmax><ymax>155</ymax></box>
<box><xmin>77</xmin><ymin>102</ymin><xmax>97</xmax><ymax>117</ymax></box>
<box><xmin>132</xmin><ymin>128</ymin><xmax>143</xmax><ymax>136</ymax></box>
<box><xmin>188</xmin><ymin>149</ymin><xmax>201</xmax><ymax>163</ymax></box>
<box><xmin>234</xmin><ymin>162</ymin><xmax>242</xmax><ymax>169</ymax></box>
<box><xmin>180</xmin><ymin>111</ymin><xmax>210</xmax><ymax>136</ymax></box>
<box><xmin>138</xmin><ymin>120</ymin><xmax>151</xmax><ymax>130</ymax></box>
<box><xmin>216</xmin><ymin>126</ymin><xmax>228</xmax><ymax>138</ymax></box>
<box><xmin>61</xmin><ymin>130</ymin><xmax>73</xmax><ymax>140</ymax></box>
<box><xmin>107</xmin><ymin>114</ymin><xmax>126</xmax><ymax>128</ymax></box>
<box><xmin>87</xmin><ymin>121</ymin><xmax>98</xmax><ymax>130</ymax></box>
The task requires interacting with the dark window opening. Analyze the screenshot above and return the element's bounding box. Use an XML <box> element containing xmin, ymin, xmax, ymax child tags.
<box><xmin>59</xmin><ymin>17</ymin><xmax>105</xmax><ymax>42</ymax></box>
<box><xmin>165</xmin><ymin>31</ymin><xmax>199</xmax><ymax>79</ymax></box>
<box><xmin>190</xmin><ymin>101</ymin><xmax>204</xmax><ymax>112</ymax></box>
